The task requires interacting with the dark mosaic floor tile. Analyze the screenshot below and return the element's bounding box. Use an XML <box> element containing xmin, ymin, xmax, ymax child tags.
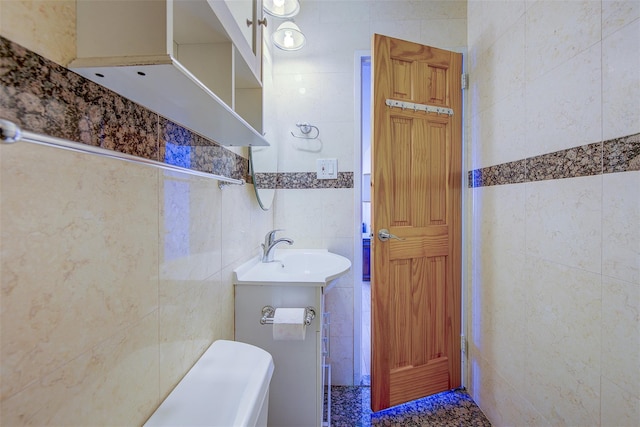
<box><xmin>330</xmin><ymin>386</ymin><xmax>491</xmax><ymax>427</ymax></box>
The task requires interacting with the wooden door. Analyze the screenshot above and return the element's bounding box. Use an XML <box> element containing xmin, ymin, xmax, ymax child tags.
<box><xmin>370</xmin><ymin>34</ymin><xmax>462</xmax><ymax>412</ymax></box>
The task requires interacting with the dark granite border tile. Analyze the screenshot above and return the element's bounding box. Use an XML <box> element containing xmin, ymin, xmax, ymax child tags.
<box><xmin>1</xmin><ymin>36</ymin><xmax>85</xmax><ymax>142</ymax></box>
<box><xmin>468</xmin><ymin>169</ymin><xmax>483</xmax><ymax>188</ymax></box>
<box><xmin>467</xmin><ymin>159</ymin><xmax>526</xmax><ymax>188</ymax></box>
<box><xmin>262</xmin><ymin>172</ymin><xmax>354</xmax><ymax>189</ymax></box>
<box><xmin>160</xmin><ymin>118</ymin><xmax>249</xmax><ymax>181</ymax></box>
<box><xmin>160</xmin><ymin>118</ymin><xmax>193</xmax><ymax>168</ymax></box>
<box><xmin>0</xmin><ymin>35</ymin><xmax>159</xmax><ymax>161</ymax></box>
<box><xmin>4</xmin><ymin>36</ymin><xmax>634</xmax><ymax>188</ymax></box>
<box><xmin>526</xmin><ymin>142</ymin><xmax>602</xmax><ymax>182</ymax></box>
<box><xmin>254</xmin><ymin>172</ymin><xmax>278</xmax><ymax>189</ymax></box>
<box><xmin>234</xmin><ymin>150</ymin><xmax>250</xmax><ymax>182</ymax></box>
<box><xmin>468</xmin><ymin>135</ymin><xmax>639</xmax><ymax>188</ymax></box>
<box><xmin>254</xmin><ymin>172</ymin><xmax>354</xmax><ymax>189</ymax></box>
<box><xmin>603</xmin><ymin>133</ymin><xmax>640</xmax><ymax>173</ymax></box>
<box><xmin>1</xmin><ymin>35</ymin><xmax>249</xmax><ymax>180</ymax></box>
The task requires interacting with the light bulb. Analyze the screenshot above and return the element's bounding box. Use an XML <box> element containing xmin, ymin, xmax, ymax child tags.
<box><xmin>283</xmin><ymin>30</ymin><xmax>294</xmax><ymax>48</ymax></box>
<box><xmin>264</xmin><ymin>0</ymin><xmax>300</xmax><ymax>18</ymax></box>
<box><xmin>272</xmin><ymin>21</ymin><xmax>305</xmax><ymax>51</ymax></box>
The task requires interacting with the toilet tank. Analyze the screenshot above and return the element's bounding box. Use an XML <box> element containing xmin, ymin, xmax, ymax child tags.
<box><xmin>144</xmin><ymin>340</ymin><xmax>274</xmax><ymax>427</ymax></box>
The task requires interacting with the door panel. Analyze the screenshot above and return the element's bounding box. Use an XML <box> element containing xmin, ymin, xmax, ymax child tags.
<box><xmin>371</xmin><ymin>34</ymin><xmax>462</xmax><ymax>412</ymax></box>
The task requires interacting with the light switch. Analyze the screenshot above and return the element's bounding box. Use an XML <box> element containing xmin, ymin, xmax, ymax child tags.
<box><xmin>317</xmin><ymin>158</ymin><xmax>338</xmax><ymax>179</ymax></box>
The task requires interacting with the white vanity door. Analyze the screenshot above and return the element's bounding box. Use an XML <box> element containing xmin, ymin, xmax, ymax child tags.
<box><xmin>235</xmin><ymin>285</ymin><xmax>324</xmax><ymax>427</ymax></box>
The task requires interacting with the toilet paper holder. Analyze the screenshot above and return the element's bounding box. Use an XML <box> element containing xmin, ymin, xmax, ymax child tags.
<box><xmin>260</xmin><ymin>306</ymin><xmax>316</xmax><ymax>326</ymax></box>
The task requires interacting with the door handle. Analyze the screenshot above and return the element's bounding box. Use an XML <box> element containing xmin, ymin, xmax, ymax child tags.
<box><xmin>377</xmin><ymin>229</ymin><xmax>405</xmax><ymax>242</ymax></box>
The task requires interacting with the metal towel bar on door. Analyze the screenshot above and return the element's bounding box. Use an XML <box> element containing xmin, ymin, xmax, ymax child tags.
<box><xmin>385</xmin><ymin>99</ymin><xmax>454</xmax><ymax>116</ymax></box>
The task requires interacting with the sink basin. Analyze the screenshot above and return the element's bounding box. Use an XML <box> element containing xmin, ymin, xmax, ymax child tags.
<box><xmin>233</xmin><ymin>249</ymin><xmax>351</xmax><ymax>287</ymax></box>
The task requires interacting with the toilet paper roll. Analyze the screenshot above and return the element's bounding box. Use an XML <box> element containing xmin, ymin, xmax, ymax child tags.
<box><xmin>272</xmin><ymin>308</ymin><xmax>306</xmax><ymax>341</ymax></box>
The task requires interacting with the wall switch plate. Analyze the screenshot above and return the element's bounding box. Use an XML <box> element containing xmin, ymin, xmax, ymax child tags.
<box><xmin>317</xmin><ymin>158</ymin><xmax>338</xmax><ymax>179</ymax></box>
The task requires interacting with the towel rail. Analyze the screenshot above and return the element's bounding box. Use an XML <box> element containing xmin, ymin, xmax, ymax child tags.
<box><xmin>0</xmin><ymin>118</ymin><xmax>245</xmax><ymax>186</ymax></box>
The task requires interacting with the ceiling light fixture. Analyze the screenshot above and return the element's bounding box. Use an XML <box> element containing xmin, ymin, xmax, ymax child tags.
<box><xmin>272</xmin><ymin>21</ymin><xmax>306</xmax><ymax>51</ymax></box>
<box><xmin>263</xmin><ymin>0</ymin><xmax>300</xmax><ymax>18</ymax></box>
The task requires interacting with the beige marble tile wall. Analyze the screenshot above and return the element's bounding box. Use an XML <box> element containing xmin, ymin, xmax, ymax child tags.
<box><xmin>0</xmin><ymin>3</ymin><xmax>274</xmax><ymax>425</ymax></box>
<box><xmin>467</xmin><ymin>1</ymin><xmax>639</xmax><ymax>426</ymax></box>
<box><xmin>271</xmin><ymin>0</ymin><xmax>467</xmax><ymax>387</ymax></box>
<box><xmin>1</xmin><ymin>145</ymin><xmax>270</xmax><ymax>425</ymax></box>
<box><xmin>0</xmin><ymin>0</ymin><xmax>76</xmax><ymax>66</ymax></box>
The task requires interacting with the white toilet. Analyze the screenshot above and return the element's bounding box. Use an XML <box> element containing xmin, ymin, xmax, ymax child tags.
<box><xmin>144</xmin><ymin>340</ymin><xmax>274</xmax><ymax>427</ymax></box>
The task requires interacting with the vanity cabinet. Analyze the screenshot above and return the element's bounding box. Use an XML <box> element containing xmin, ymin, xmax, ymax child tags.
<box><xmin>233</xmin><ymin>249</ymin><xmax>351</xmax><ymax>426</ymax></box>
<box><xmin>69</xmin><ymin>0</ymin><xmax>268</xmax><ymax>147</ymax></box>
<box><xmin>235</xmin><ymin>284</ymin><xmax>330</xmax><ymax>427</ymax></box>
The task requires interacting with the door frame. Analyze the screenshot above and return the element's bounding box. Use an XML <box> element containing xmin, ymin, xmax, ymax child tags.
<box><xmin>353</xmin><ymin>49</ymin><xmax>369</xmax><ymax>385</ymax></box>
<box><xmin>352</xmin><ymin>48</ymin><xmax>470</xmax><ymax>390</ymax></box>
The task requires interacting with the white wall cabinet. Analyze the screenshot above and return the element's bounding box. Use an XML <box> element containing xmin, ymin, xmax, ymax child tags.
<box><xmin>70</xmin><ymin>0</ymin><xmax>268</xmax><ymax>147</ymax></box>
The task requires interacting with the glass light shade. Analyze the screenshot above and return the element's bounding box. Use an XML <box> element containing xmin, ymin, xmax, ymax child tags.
<box><xmin>272</xmin><ymin>21</ymin><xmax>306</xmax><ymax>51</ymax></box>
<box><xmin>263</xmin><ymin>0</ymin><xmax>300</xmax><ymax>18</ymax></box>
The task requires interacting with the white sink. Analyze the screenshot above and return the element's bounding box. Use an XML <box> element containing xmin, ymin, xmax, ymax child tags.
<box><xmin>233</xmin><ymin>249</ymin><xmax>351</xmax><ymax>287</ymax></box>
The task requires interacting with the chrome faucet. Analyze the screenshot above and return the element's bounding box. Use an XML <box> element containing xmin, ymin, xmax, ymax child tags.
<box><xmin>261</xmin><ymin>229</ymin><xmax>293</xmax><ymax>262</ymax></box>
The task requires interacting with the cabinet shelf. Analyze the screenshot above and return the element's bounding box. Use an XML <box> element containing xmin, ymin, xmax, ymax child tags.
<box><xmin>70</xmin><ymin>55</ymin><xmax>268</xmax><ymax>147</ymax></box>
<box><xmin>69</xmin><ymin>0</ymin><xmax>267</xmax><ymax>147</ymax></box>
